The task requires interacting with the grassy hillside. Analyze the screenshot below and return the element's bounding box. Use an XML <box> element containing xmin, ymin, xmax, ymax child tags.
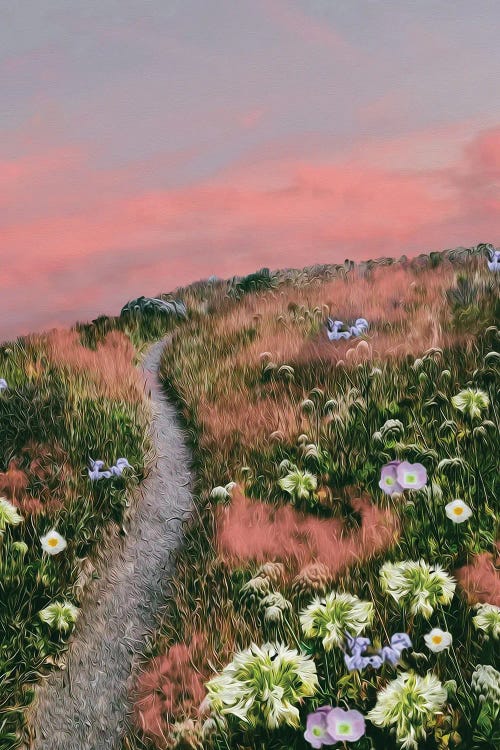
<box><xmin>124</xmin><ymin>246</ymin><xmax>499</xmax><ymax>750</ymax></box>
<box><xmin>0</xmin><ymin>245</ymin><xmax>498</xmax><ymax>750</ymax></box>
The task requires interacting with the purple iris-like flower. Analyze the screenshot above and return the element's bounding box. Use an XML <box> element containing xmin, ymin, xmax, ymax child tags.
<box><xmin>379</xmin><ymin>633</ymin><xmax>412</xmax><ymax>666</ymax></box>
<box><xmin>326</xmin><ymin>319</ymin><xmax>352</xmax><ymax>341</ymax></box>
<box><xmin>344</xmin><ymin>635</ymin><xmax>383</xmax><ymax>671</ymax></box>
<box><xmin>326</xmin><ymin>708</ymin><xmax>366</xmax><ymax>743</ymax></box>
<box><xmin>379</xmin><ymin>461</ymin><xmax>403</xmax><ymax>495</ymax></box>
<box><xmin>487</xmin><ymin>249</ymin><xmax>500</xmax><ymax>272</ymax></box>
<box><xmin>110</xmin><ymin>457</ymin><xmax>132</xmax><ymax>476</ymax></box>
<box><xmin>396</xmin><ymin>461</ymin><xmax>427</xmax><ymax>490</ymax></box>
<box><xmin>88</xmin><ymin>459</ymin><xmax>112</xmax><ymax>480</ymax></box>
<box><xmin>304</xmin><ymin>707</ymin><xmax>336</xmax><ymax>748</ymax></box>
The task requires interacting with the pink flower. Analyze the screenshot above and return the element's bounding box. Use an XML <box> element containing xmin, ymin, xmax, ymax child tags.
<box><xmin>379</xmin><ymin>461</ymin><xmax>403</xmax><ymax>495</ymax></box>
<box><xmin>396</xmin><ymin>461</ymin><xmax>427</xmax><ymax>490</ymax></box>
<box><xmin>304</xmin><ymin>707</ymin><xmax>336</xmax><ymax>748</ymax></box>
<box><xmin>326</xmin><ymin>707</ymin><xmax>366</xmax><ymax>742</ymax></box>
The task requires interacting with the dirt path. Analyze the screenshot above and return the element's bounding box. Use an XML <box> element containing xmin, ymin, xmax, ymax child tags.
<box><xmin>26</xmin><ymin>337</ymin><xmax>193</xmax><ymax>749</ymax></box>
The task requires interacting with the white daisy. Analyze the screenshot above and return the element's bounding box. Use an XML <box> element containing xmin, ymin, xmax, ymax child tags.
<box><xmin>445</xmin><ymin>499</ymin><xmax>472</xmax><ymax>523</ymax></box>
<box><xmin>424</xmin><ymin>628</ymin><xmax>452</xmax><ymax>653</ymax></box>
<box><xmin>40</xmin><ymin>529</ymin><xmax>67</xmax><ymax>555</ymax></box>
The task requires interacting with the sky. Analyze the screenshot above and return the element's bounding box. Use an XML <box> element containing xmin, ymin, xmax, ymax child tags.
<box><xmin>1</xmin><ymin>0</ymin><xmax>499</xmax><ymax>342</ymax></box>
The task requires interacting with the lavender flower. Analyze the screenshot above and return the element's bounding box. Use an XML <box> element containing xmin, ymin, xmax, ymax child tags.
<box><xmin>344</xmin><ymin>632</ymin><xmax>412</xmax><ymax>671</ymax></box>
<box><xmin>326</xmin><ymin>319</ymin><xmax>351</xmax><ymax>341</ymax></box>
<box><xmin>344</xmin><ymin>635</ymin><xmax>383</xmax><ymax>671</ymax></box>
<box><xmin>487</xmin><ymin>248</ymin><xmax>500</xmax><ymax>271</ymax></box>
<box><xmin>110</xmin><ymin>457</ymin><xmax>132</xmax><ymax>476</ymax></box>
<box><xmin>326</xmin><ymin>707</ymin><xmax>366</xmax><ymax>742</ymax></box>
<box><xmin>349</xmin><ymin>318</ymin><xmax>369</xmax><ymax>336</ymax></box>
<box><xmin>88</xmin><ymin>459</ymin><xmax>112</xmax><ymax>480</ymax></box>
<box><xmin>0</xmin><ymin>378</ymin><xmax>8</xmax><ymax>391</ymax></box>
<box><xmin>89</xmin><ymin>457</ymin><xmax>131</xmax><ymax>480</ymax></box>
<box><xmin>379</xmin><ymin>461</ymin><xmax>404</xmax><ymax>495</ymax></box>
<box><xmin>379</xmin><ymin>633</ymin><xmax>412</xmax><ymax>666</ymax></box>
<box><xmin>304</xmin><ymin>707</ymin><xmax>336</xmax><ymax>748</ymax></box>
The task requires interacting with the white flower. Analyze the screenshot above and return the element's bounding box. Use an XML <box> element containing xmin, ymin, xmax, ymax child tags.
<box><xmin>0</xmin><ymin>378</ymin><xmax>8</xmax><ymax>391</ymax></box>
<box><xmin>39</xmin><ymin>600</ymin><xmax>79</xmax><ymax>631</ymax></box>
<box><xmin>0</xmin><ymin>497</ymin><xmax>23</xmax><ymax>533</ymax></box>
<box><xmin>424</xmin><ymin>628</ymin><xmax>453</xmax><ymax>653</ymax></box>
<box><xmin>300</xmin><ymin>591</ymin><xmax>374</xmax><ymax>650</ymax></box>
<box><xmin>473</xmin><ymin>603</ymin><xmax>500</xmax><ymax>640</ymax></box>
<box><xmin>40</xmin><ymin>529</ymin><xmax>67</xmax><ymax>555</ymax></box>
<box><xmin>379</xmin><ymin>560</ymin><xmax>456</xmax><ymax>618</ymax></box>
<box><xmin>205</xmin><ymin>642</ymin><xmax>318</xmax><ymax>729</ymax></box>
<box><xmin>368</xmin><ymin>671</ymin><xmax>447</xmax><ymax>749</ymax></box>
<box><xmin>445</xmin><ymin>498</ymin><xmax>472</xmax><ymax>523</ymax></box>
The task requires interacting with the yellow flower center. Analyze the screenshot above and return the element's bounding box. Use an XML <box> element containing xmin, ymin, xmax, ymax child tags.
<box><xmin>432</xmin><ymin>635</ymin><xmax>442</xmax><ymax>644</ymax></box>
<box><xmin>47</xmin><ymin>537</ymin><xmax>59</xmax><ymax>547</ymax></box>
<box><xmin>453</xmin><ymin>506</ymin><xmax>463</xmax><ymax>515</ymax></box>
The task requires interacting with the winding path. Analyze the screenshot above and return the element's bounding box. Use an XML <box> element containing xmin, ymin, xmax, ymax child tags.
<box><xmin>26</xmin><ymin>337</ymin><xmax>193</xmax><ymax>750</ymax></box>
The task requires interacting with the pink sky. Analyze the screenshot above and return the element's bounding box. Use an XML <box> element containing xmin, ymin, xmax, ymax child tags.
<box><xmin>1</xmin><ymin>1</ymin><xmax>499</xmax><ymax>342</ymax></box>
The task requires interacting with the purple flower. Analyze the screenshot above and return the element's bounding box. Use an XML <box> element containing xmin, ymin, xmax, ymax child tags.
<box><xmin>344</xmin><ymin>635</ymin><xmax>383</xmax><ymax>671</ymax></box>
<box><xmin>0</xmin><ymin>378</ymin><xmax>8</xmax><ymax>391</ymax></box>
<box><xmin>487</xmin><ymin>248</ymin><xmax>500</xmax><ymax>272</ymax></box>
<box><xmin>326</xmin><ymin>708</ymin><xmax>366</xmax><ymax>743</ymax></box>
<box><xmin>110</xmin><ymin>457</ymin><xmax>132</xmax><ymax>476</ymax></box>
<box><xmin>88</xmin><ymin>459</ymin><xmax>112</xmax><ymax>480</ymax></box>
<box><xmin>379</xmin><ymin>461</ymin><xmax>403</xmax><ymax>495</ymax></box>
<box><xmin>304</xmin><ymin>707</ymin><xmax>336</xmax><ymax>748</ymax></box>
<box><xmin>326</xmin><ymin>319</ymin><xmax>352</xmax><ymax>341</ymax></box>
<box><xmin>379</xmin><ymin>633</ymin><xmax>412</xmax><ymax>666</ymax></box>
<box><xmin>396</xmin><ymin>461</ymin><xmax>427</xmax><ymax>490</ymax></box>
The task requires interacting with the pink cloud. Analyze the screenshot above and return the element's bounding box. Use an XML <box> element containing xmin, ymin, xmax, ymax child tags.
<box><xmin>0</xmin><ymin>123</ymin><xmax>498</xmax><ymax>342</ymax></box>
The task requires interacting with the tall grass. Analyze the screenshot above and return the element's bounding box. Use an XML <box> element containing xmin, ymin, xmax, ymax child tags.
<box><xmin>125</xmin><ymin>249</ymin><xmax>499</xmax><ymax>750</ymax></box>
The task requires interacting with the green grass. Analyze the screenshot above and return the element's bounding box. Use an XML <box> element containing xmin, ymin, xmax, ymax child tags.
<box><xmin>123</xmin><ymin>248</ymin><xmax>499</xmax><ymax>750</ymax></box>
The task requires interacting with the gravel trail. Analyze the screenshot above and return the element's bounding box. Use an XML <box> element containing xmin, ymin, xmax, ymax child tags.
<box><xmin>26</xmin><ymin>337</ymin><xmax>192</xmax><ymax>749</ymax></box>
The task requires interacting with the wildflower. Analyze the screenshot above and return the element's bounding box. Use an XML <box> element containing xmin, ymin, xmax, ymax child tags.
<box><xmin>0</xmin><ymin>497</ymin><xmax>23</xmax><ymax>533</ymax></box>
<box><xmin>326</xmin><ymin>319</ymin><xmax>351</xmax><ymax>341</ymax></box>
<box><xmin>471</xmin><ymin>664</ymin><xmax>500</xmax><ymax>703</ymax></box>
<box><xmin>379</xmin><ymin>461</ymin><xmax>404</xmax><ymax>495</ymax></box>
<box><xmin>351</xmin><ymin>318</ymin><xmax>369</xmax><ymax>336</ymax></box>
<box><xmin>88</xmin><ymin>459</ymin><xmax>112</xmax><ymax>480</ymax></box>
<box><xmin>445</xmin><ymin>498</ymin><xmax>472</xmax><ymax>523</ymax></box>
<box><xmin>110</xmin><ymin>457</ymin><xmax>132</xmax><ymax>476</ymax></box>
<box><xmin>424</xmin><ymin>628</ymin><xmax>453</xmax><ymax>653</ymax></box>
<box><xmin>260</xmin><ymin>592</ymin><xmax>293</xmax><ymax>624</ymax></box>
<box><xmin>472</xmin><ymin>602</ymin><xmax>500</xmax><ymax>639</ymax></box>
<box><xmin>396</xmin><ymin>461</ymin><xmax>427</xmax><ymax>491</ymax></box>
<box><xmin>304</xmin><ymin>706</ymin><xmax>336</xmax><ymax>748</ymax></box>
<box><xmin>256</xmin><ymin>561</ymin><xmax>286</xmax><ymax>586</ymax></box>
<box><xmin>379</xmin><ymin>633</ymin><xmax>413</xmax><ymax>667</ymax></box>
<box><xmin>40</xmin><ymin>529</ymin><xmax>67</xmax><ymax>555</ymax></box>
<box><xmin>300</xmin><ymin>592</ymin><xmax>374</xmax><ymax>650</ymax></box>
<box><xmin>345</xmin><ymin>633</ymin><xmax>412</xmax><ymax>671</ymax></box>
<box><xmin>379</xmin><ymin>560</ymin><xmax>456</xmax><ymax>618</ymax></box>
<box><xmin>39</xmin><ymin>600</ymin><xmax>79</xmax><ymax>632</ymax></box>
<box><xmin>327</xmin><ymin>707</ymin><xmax>366</xmax><ymax>742</ymax></box>
<box><xmin>239</xmin><ymin>576</ymin><xmax>272</xmax><ymax>608</ymax></box>
<box><xmin>205</xmin><ymin>642</ymin><xmax>318</xmax><ymax>729</ymax></box>
<box><xmin>292</xmin><ymin>562</ymin><xmax>332</xmax><ymax>597</ymax></box>
<box><xmin>344</xmin><ymin>635</ymin><xmax>383</xmax><ymax>671</ymax></box>
<box><xmin>11</xmin><ymin>540</ymin><xmax>28</xmax><ymax>556</ymax></box>
<box><xmin>451</xmin><ymin>388</ymin><xmax>489</xmax><ymax>420</ymax></box>
<box><xmin>279</xmin><ymin>468</ymin><xmax>317</xmax><ymax>501</ymax></box>
<box><xmin>367</xmin><ymin>671</ymin><xmax>447</xmax><ymax>749</ymax></box>
<box><xmin>487</xmin><ymin>247</ymin><xmax>500</xmax><ymax>272</ymax></box>
<box><xmin>0</xmin><ymin>378</ymin><xmax>8</xmax><ymax>391</ymax></box>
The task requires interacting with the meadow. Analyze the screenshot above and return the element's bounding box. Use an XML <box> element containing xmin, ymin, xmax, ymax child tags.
<box><xmin>0</xmin><ymin>307</ymin><xmax>183</xmax><ymax>748</ymax></box>
<box><xmin>0</xmin><ymin>245</ymin><xmax>498</xmax><ymax>750</ymax></box>
<box><xmin>125</xmin><ymin>247</ymin><xmax>499</xmax><ymax>750</ymax></box>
